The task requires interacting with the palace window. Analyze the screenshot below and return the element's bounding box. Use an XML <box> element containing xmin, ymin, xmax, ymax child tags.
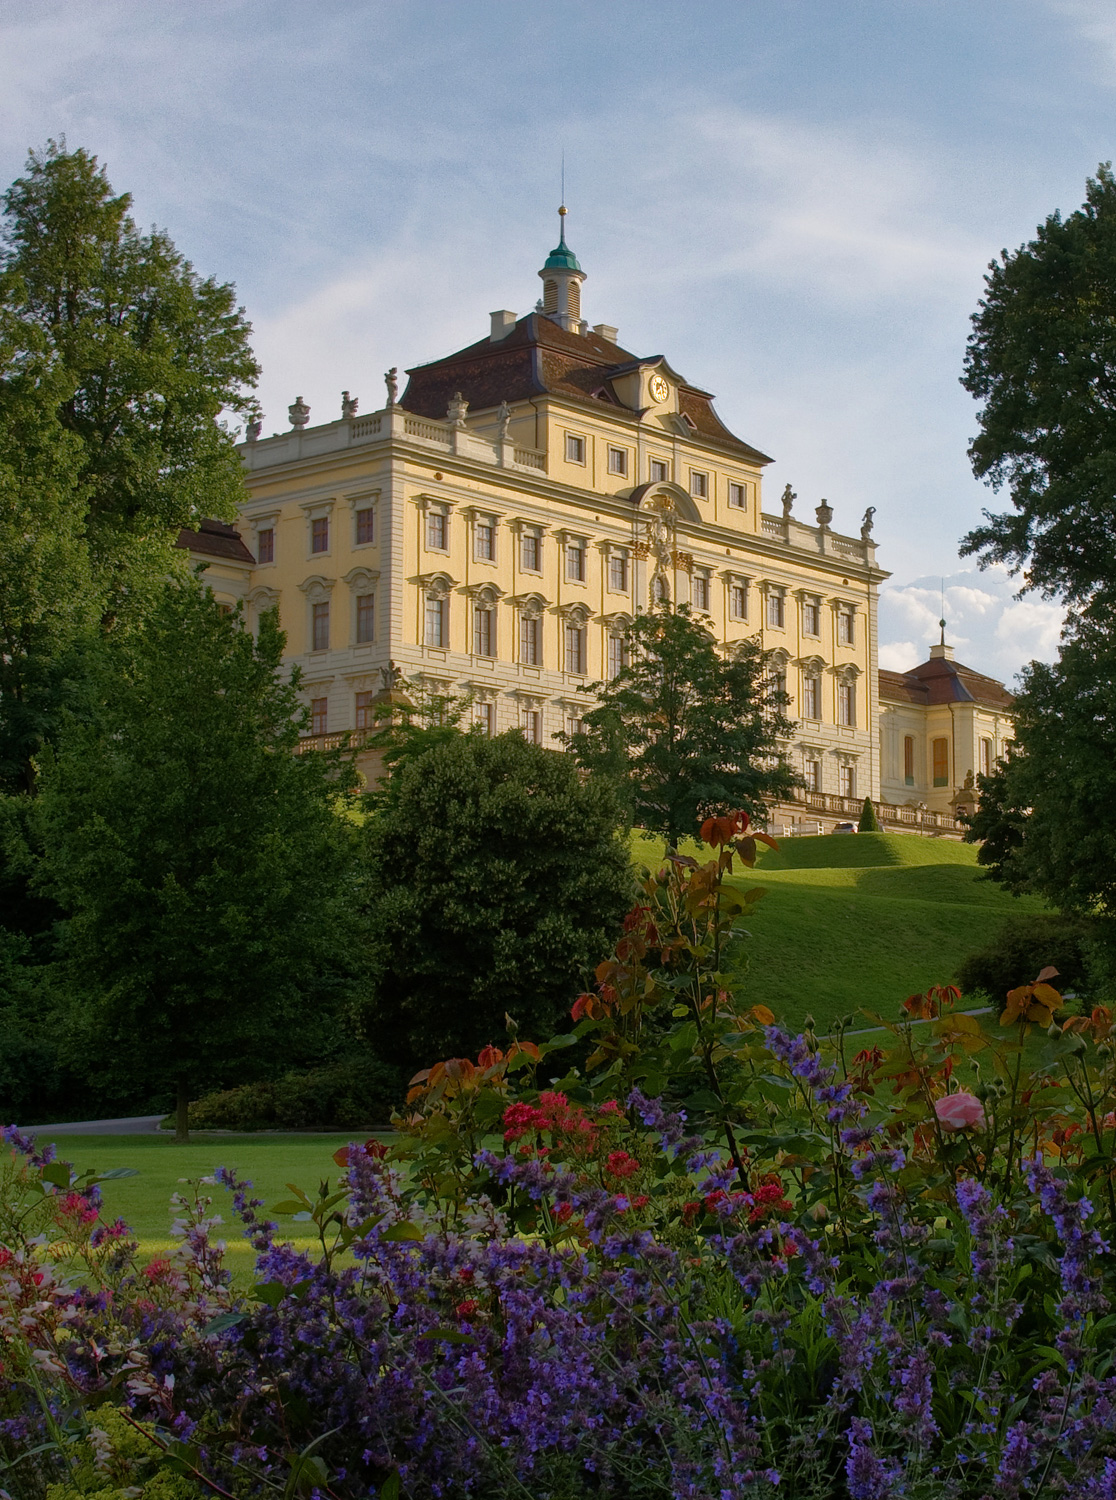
<box><xmin>564</xmin><ymin>622</ymin><xmax>587</xmax><ymax>675</ymax></box>
<box><xmin>980</xmin><ymin>737</ymin><xmax>993</xmax><ymax>777</ymax></box>
<box><xmin>566</xmin><ymin>540</ymin><xmax>587</xmax><ymax>582</ymax></box>
<box><xmin>520</xmin><ymin>614</ymin><xmax>541</xmax><ymax>666</ymax></box>
<box><xmin>607</xmin><ymin>446</ymin><xmax>628</xmax><ymax>476</ymax></box>
<box><xmin>424</xmin><ymin>595</ymin><xmax>447</xmax><ymax>648</ymax></box>
<box><xmin>310</xmin><ymin>697</ymin><xmax>328</xmax><ymax>735</ymax></box>
<box><xmin>838</xmin><ymin>678</ymin><xmax>856</xmax><ymax>727</ymax></box>
<box><xmin>257</xmin><ymin>527</ymin><xmax>274</xmax><ymax>564</ymax></box>
<box><xmin>608</xmin><ymin>634</ymin><xmax>630</xmax><ymax>678</ymax></box>
<box><xmin>840</xmin><ymin>764</ymin><xmax>856</xmax><ymax>799</ymax></box>
<box><xmin>690</xmin><ymin>469</ymin><xmax>708</xmax><ymax>499</ymax></box>
<box><xmin>565</xmin><ymin>433</ymin><xmax>586</xmax><ymax>465</ymax></box>
<box><xmin>932</xmin><ymin>737</ymin><xmax>949</xmax><ymax>787</ymax></box>
<box><xmin>649</xmin><ymin>458</ymin><xmax>669</xmax><ymax>483</ymax></box>
<box><xmin>839</xmin><ymin>606</ymin><xmax>856</xmax><ymax>646</ymax></box>
<box><xmin>730</xmin><ymin>581</ymin><xmax>748</xmax><ymax>620</ymax></box>
<box><xmin>426</xmin><ymin>511</ymin><xmax>447</xmax><ymax>550</ymax></box>
<box><xmin>653</xmin><ymin>574</ymin><xmax>670</xmax><ymax>603</ymax></box>
<box><xmin>311</xmin><ymin>517</ymin><xmax>329</xmax><ymax>554</ymax></box>
<box><xmin>475</xmin><ymin>521</ymin><xmax>495</xmax><ymax>561</ymax></box>
<box><xmin>312</xmin><ymin>601</ymin><xmax>330</xmax><ymax>652</ymax></box>
<box><xmin>522</xmin><ymin>709</ymin><xmax>542</xmax><ymax>744</ymax></box>
<box><xmin>804</xmin><ymin>758</ymin><xmax>821</xmax><ymax>792</ymax></box>
<box><xmin>766</xmin><ymin>590</ymin><xmax>785</xmax><ymax>630</ymax></box>
<box><xmin>473</xmin><ymin>605</ymin><xmax>495</xmax><ymax>657</ymax></box>
<box><xmin>475</xmin><ymin>702</ymin><xmax>495</xmax><ymax>736</ymax></box>
<box><xmin>802</xmin><ymin>670</ymin><xmax>821</xmax><ymax>721</ymax></box>
<box><xmin>803</xmin><ymin>597</ymin><xmax>821</xmax><ymax>636</ymax></box>
<box><xmin>521</xmin><ymin>533</ymin><xmax>541</xmax><ymax>571</ymax></box>
<box><xmin>355</xmin><ymin>691</ymin><xmax>375</xmax><ymax>731</ymax></box>
<box><xmin>355</xmin><ymin>507</ymin><xmax>375</xmax><ymax>545</ymax></box>
<box><xmin>692</xmin><ymin>572</ymin><xmax>710</xmax><ymax>611</ymax></box>
<box><xmin>356</xmin><ymin>593</ymin><xmax>375</xmax><ymax>644</ymax></box>
<box><xmin>904</xmin><ymin>735</ymin><xmax>915</xmax><ymax>786</ymax></box>
<box><xmin>609</xmin><ymin>552</ymin><xmax>629</xmax><ymax>591</ymax></box>
<box><xmin>566</xmin><ymin>715</ymin><xmax>585</xmax><ymax>738</ymax></box>
<box><xmin>728</xmin><ymin>482</ymin><xmax>747</xmax><ymax>510</ymax></box>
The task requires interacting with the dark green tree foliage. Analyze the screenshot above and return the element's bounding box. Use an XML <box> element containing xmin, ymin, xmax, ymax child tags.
<box><xmin>0</xmin><ymin>339</ymin><xmax>91</xmax><ymax>794</ymax></box>
<box><xmin>565</xmin><ymin>605</ymin><xmax>798</xmax><ymax>849</ymax></box>
<box><xmin>1</xmin><ymin>142</ymin><xmax>260</xmax><ymax>566</ymax></box>
<box><xmin>965</xmin><ymin>614</ymin><xmax>1116</xmax><ymax>917</ymax></box>
<box><xmin>955</xmin><ymin>913</ymin><xmax>1100</xmax><ymax>1012</ymax></box>
<box><xmin>858</xmin><ymin>798</ymin><xmax>881</xmax><ymax>833</ymax></box>
<box><xmin>364</xmin><ymin>732</ymin><xmax>633</xmax><ymax>1066</ymax></box>
<box><xmin>961</xmin><ymin>165</ymin><xmax>1116</xmax><ymax>605</ymax></box>
<box><xmin>35</xmin><ymin>582</ymin><xmax>362</xmax><ymax>1138</ymax></box>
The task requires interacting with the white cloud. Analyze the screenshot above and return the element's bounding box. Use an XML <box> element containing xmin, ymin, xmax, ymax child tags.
<box><xmin>879</xmin><ymin>567</ymin><xmax>1065</xmax><ymax>685</ymax></box>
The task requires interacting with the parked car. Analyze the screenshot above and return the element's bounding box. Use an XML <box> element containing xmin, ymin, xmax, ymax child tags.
<box><xmin>833</xmin><ymin>821</ymin><xmax>857</xmax><ymax>834</ymax></box>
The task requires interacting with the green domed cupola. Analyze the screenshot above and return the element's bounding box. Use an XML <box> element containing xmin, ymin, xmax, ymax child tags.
<box><xmin>538</xmin><ymin>206</ymin><xmax>587</xmax><ymax>333</ymax></box>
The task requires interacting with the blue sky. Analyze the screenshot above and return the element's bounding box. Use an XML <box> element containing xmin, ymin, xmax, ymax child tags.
<box><xmin>3</xmin><ymin>0</ymin><xmax>1114</xmax><ymax>682</ymax></box>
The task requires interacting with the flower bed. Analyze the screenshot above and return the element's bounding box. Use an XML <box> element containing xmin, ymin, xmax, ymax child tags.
<box><xmin>4</xmin><ymin>816</ymin><xmax>1116</xmax><ymax>1497</ymax></box>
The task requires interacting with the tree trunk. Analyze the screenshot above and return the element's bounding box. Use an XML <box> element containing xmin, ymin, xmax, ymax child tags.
<box><xmin>175</xmin><ymin>1077</ymin><xmax>190</xmax><ymax>1143</ymax></box>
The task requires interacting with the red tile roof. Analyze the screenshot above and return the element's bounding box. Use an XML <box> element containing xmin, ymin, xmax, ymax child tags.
<box><xmin>879</xmin><ymin>656</ymin><xmax>1014</xmax><ymax>711</ymax></box>
<box><xmin>175</xmin><ymin>517</ymin><xmax>255</xmax><ymax>565</ymax></box>
<box><xmin>401</xmin><ymin>313</ymin><xmax>772</xmax><ymax>465</ymax></box>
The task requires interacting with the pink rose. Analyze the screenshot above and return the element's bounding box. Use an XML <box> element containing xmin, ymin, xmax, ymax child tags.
<box><xmin>935</xmin><ymin>1092</ymin><xmax>985</xmax><ymax>1131</ymax></box>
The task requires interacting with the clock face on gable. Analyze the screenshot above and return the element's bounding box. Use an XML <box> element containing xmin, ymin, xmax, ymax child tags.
<box><xmin>648</xmin><ymin>373</ymin><xmax>670</xmax><ymax>405</ymax></box>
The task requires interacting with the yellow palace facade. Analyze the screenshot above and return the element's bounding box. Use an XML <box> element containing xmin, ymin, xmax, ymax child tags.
<box><xmin>182</xmin><ymin>216</ymin><xmax>1008</xmax><ymax>829</ymax></box>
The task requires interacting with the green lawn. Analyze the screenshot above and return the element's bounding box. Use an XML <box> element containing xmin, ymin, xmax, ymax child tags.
<box><xmin>37</xmin><ymin>1132</ymin><xmax>362</xmax><ymax>1264</ymax></box>
<box><xmin>633</xmin><ymin>830</ymin><xmax>1047</xmax><ymax>1034</ymax></box>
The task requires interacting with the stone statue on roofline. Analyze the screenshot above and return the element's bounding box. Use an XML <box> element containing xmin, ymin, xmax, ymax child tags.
<box><xmin>861</xmin><ymin>505</ymin><xmax>876</xmax><ymax>541</ymax></box>
<box><xmin>447</xmin><ymin>390</ymin><xmax>469</xmax><ymax>427</ymax></box>
<box><xmin>245</xmin><ymin>416</ymin><xmax>262</xmax><ymax>442</ymax></box>
<box><xmin>288</xmin><ymin>397</ymin><xmax>310</xmax><ymax>429</ymax></box>
<box><xmin>384</xmin><ymin>367</ymin><xmax>398</xmax><ymax>406</ymax></box>
<box><xmin>341</xmin><ymin>390</ymin><xmax>359</xmax><ymax>419</ymax></box>
<box><xmin>781</xmin><ymin>483</ymin><xmax>796</xmax><ymax>520</ymax></box>
<box><xmin>497</xmin><ymin>400</ymin><xmax>511</xmax><ymax>441</ymax></box>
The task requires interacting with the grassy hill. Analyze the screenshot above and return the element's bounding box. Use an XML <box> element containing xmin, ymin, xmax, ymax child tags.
<box><xmin>632</xmin><ymin>831</ymin><xmax>1048</xmax><ymax>1033</ymax></box>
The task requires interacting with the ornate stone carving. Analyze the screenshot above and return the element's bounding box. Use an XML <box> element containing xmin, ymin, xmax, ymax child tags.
<box><xmin>781</xmin><ymin>483</ymin><xmax>796</xmax><ymax>519</ymax></box>
<box><xmin>341</xmin><ymin>390</ymin><xmax>359</xmax><ymax>419</ymax></box>
<box><xmin>380</xmin><ymin>660</ymin><xmax>404</xmax><ymax>692</ymax></box>
<box><xmin>497</xmin><ymin>400</ymin><xmax>511</xmax><ymax>441</ymax></box>
<box><xmin>671</xmin><ymin>549</ymin><xmax>694</xmax><ymax>574</ymax></box>
<box><xmin>384</xmin><ymin>367</ymin><xmax>398</xmax><ymax>406</ymax></box>
<box><xmin>447</xmin><ymin>390</ymin><xmax>469</xmax><ymax>427</ymax></box>
<box><xmin>815</xmin><ymin>498</ymin><xmax>833</xmax><ymax>528</ymax></box>
<box><xmin>288</xmin><ymin>397</ymin><xmax>310</xmax><ymax>429</ymax></box>
<box><xmin>245</xmin><ymin>416</ymin><xmax>262</xmax><ymax>442</ymax></box>
<box><xmin>860</xmin><ymin>505</ymin><xmax>876</xmax><ymax>541</ymax></box>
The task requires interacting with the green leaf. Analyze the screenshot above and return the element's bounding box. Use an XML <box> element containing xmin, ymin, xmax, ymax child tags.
<box><xmin>271</xmin><ymin>1199</ymin><xmax>310</xmax><ymax>1215</ymax></box>
<box><xmin>253</xmin><ymin>1280</ymin><xmax>289</xmax><ymax>1307</ymax></box>
<box><xmin>202</xmin><ymin>1311</ymin><xmax>245</xmax><ymax>1336</ymax></box>
<box><xmin>40</xmin><ymin>1163</ymin><xmax>72</xmax><ymax>1189</ymax></box>
<box><xmin>380</xmin><ymin>1473</ymin><xmax>401</xmax><ymax>1500</ymax></box>
<box><xmin>380</xmin><ymin>1221</ymin><xmax>425</xmax><ymax>1242</ymax></box>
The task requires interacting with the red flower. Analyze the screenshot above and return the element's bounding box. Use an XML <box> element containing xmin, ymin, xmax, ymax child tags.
<box><xmin>503</xmin><ymin>1102</ymin><xmax>543</xmax><ymax>1142</ymax></box>
<box><xmin>606</xmin><ymin>1151</ymin><xmax>640</xmax><ymax>1179</ymax></box>
<box><xmin>631</xmin><ymin>1195</ymin><xmax>650</xmax><ymax>1209</ymax></box>
<box><xmin>598</xmin><ymin>1100</ymin><xmax>624</xmax><ymax>1117</ymax></box>
<box><xmin>454</xmin><ymin>1299</ymin><xmax>479</xmax><ymax>1320</ymax></box>
<box><xmin>682</xmin><ymin>1200</ymin><xmax>702</xmax><ymax>1226</ymax></box>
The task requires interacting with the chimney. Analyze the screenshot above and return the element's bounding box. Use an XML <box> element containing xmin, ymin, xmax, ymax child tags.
<box><xmin>593</xmin><ymin>323</ymin><xmax>619</xmax><ymax>344</ymax></box>
<box><xmin>490</xmin><ymin>310</ymin><xmax>517</xmax><ymax>342</ymax></box>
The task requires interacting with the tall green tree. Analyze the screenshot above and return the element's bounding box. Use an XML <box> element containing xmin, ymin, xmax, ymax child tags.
<box><xmin>961</xmin><ymin>164</ymin><xmax>1116</xmax><ymax>606</ymax></box>
<box><xmin>1</xmin><ymin>141</ymin><xmax>260</xmax><ymax>567</ymax></box>
<box><xmin>564</xmin><ymin>606</ymin><xmax>798</xmax><ymax>849</ymax></box>
<box><xmin>363</xmin><ymin>732</ymin><xmax>633</xmax><ymax>1066</ymax></box>
<box><xmin>965</xmin><ymin>612</ymin><xmax>1116</xmax><ymax>917</ymax></box>
<box><xmin>35</xmin><ymin>582</ymin><xmax>363</xmax><ymax>1139</ymax></box>
<box><xmin>0</xmin><ymin>141</ymin><xmax>260</xmax><ymax>793</ymax></box>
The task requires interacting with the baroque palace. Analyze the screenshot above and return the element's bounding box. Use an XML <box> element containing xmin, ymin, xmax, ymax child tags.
<box><xmin>181</xmin><ymin>213</ymin><xmax>1013</xmax><ymax>834</ymax></box>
